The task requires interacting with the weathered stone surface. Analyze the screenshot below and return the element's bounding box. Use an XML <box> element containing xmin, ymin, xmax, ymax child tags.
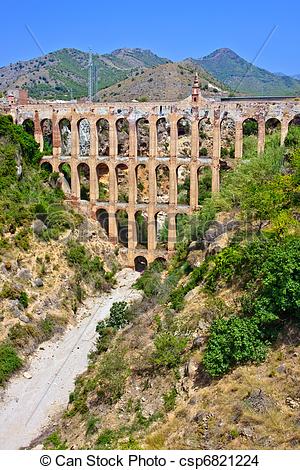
<box><xmin>20</xmin><ymin>315</ymin><xmax>30</xmax><ymax>323</ymax></box>
<box><xmin>17</xmin><ymin>269</ymin><xmax>32</xmax><ymax>281</ymax></box>
<box><xmin>34</xmin><ymin>278</ymin><xmax>44</xmax><ymax>288</ymax></box>
<box><xmin>244</xmin><ymin>389</ymin><xmax>275</xmax><ymax>413</ymax></box>
<box><xmin>32</xmin><ymin>219</ymin><xmax>47</xmax><ymax>235</ymax></box>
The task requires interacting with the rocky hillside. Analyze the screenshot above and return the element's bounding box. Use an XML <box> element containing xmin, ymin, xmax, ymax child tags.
<box><xmin>98</xmin><ymin>61</ymin><xmax>225</xmax><ymax>102</ymax></box>
<box><xmin>0</xmin><ymin>116</ymin><xmax>120</xmax><ymax>386</ymax></box>
<box><xmin>0</xmin><ymin>48</ymin><xmax>170</xmax><ymax>100</ymax></box>
<box><xmin>191</xmin><ymin>48</ymin><xmax>300</xmax><ymax>96</ymax></box>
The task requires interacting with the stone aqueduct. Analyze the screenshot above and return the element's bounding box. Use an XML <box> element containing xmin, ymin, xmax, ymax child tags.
<box><xmin>3</xmin><ymin>83</ymin><xmax>300</xmax><ymax>269</ymax></box>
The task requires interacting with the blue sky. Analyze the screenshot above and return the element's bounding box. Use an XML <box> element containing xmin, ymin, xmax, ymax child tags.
<box><xmin>1</xmin><ymin>0</ymin><xmax>299</xmax><ymax>75</ymax></box>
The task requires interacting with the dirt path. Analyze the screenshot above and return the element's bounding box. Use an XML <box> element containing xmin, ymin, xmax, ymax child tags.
<box><xmin>0</xmin><ymin>268</ymin><xmax>140</xmax><ymax>450</ymax></box>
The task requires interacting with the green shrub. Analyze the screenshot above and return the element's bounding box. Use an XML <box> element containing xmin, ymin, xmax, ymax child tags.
<box><xmin>96</xmin><ymin>348</ymin><xmax>130</xmax><ymax>404</ymax></box>
<box><xmin>163</xmin><ymin>387</ymin><xmax>177</xmax><ymax>411</ymax></box>
<box><xmin>44</xmin><ymin>432</ymin><xmax>68</xmax><ymax>450</ymax></box>
<box><xmin>152</xmin><ymin>332</ymin><xmax>188</xmax><ymax>369</ymax></box>
<box><xmin>19</xmin><ymin>291</ymin><xmax>29</xmax><ymax>308</ymax></box>
<box><xmin>203</xmin><ymin>316</ymin><xmax>268</xmax><ymax>377</ymax></box>
<box><xmin>0</xmin><ymin>343</ymin><xmax>23</xmax><ymax>385</ymax></box>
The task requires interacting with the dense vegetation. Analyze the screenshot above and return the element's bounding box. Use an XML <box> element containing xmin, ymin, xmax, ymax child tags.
<box><xmin>137</xmin><ymin>125</ymin><xmax>300</xmax><ymax>378</ymax></box>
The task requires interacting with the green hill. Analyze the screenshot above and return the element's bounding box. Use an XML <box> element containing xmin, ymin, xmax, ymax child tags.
<box><xmin>0</xmin><ymin>48</ymin><xmax>170</xmax><ymax>100</ymax></box>
<box><xmin>191</xmin><ymin>48</ymin><xmax>300</xmax><ymax>96</ymax></box>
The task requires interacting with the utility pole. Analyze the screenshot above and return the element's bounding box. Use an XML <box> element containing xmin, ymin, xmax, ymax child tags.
<box><xmin>88</xmin><ymin>49</ymin><xmax>93</xmax><ymax>102</ymax></box>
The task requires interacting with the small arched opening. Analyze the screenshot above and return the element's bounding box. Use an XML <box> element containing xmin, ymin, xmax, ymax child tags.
<box><xmin>77</xmin><ymin>163</ymin><xmax>90</xmax><ymax>201</ymax></box>
<box><xmin>78</xmin><ymin>118</ymin><xmax>91</xmax><ymax>156</ymax></box>
<box><xmin>199</xmin><ymin>117</ymin><xmax>213</xmax><ymax>157</ymax></box>
<box><xmin>135</xmin><ymin>211</ymin><xmax>148</xmax><ymax>248</ymax></box>
<box><xmin>177</xmin><ymin>164</ymin><xmax>190</xmax><ymax>205</ymax></box>
<box><xmin>116</xmin><ymin>118</ymin><xmax>129</xmax><ymax>157</ymax></box>
<box><xmin>177</xmin><ymin>117</ymin><xmax>191</xmax><ymax>157</ymax></box>
<box><xmin>116</xmin><ymin>163</ymin><xmax>129</xmax><ymax>203</ymax></box>
<box><xmin>96</xmin><ymin>209</ymin><xmax>109</xmax><ymax>236</ymax></box>
<box><xmin>41</xmin><ymin>162</ymin><xmax>53</xmax><ymax>173</ymax></box>
<box><xmin>137</xmin><ymin>118</ymin><xmax>150</xmax><ymax>157</ymax></box>
<box><xmin>243</xmin><ymin>118</ymin><xmax>258</xmax><ymax>158</ymax></box>
<box><xmin>97</xmin><ymin>118</ymin><xmax>109</xmax><ymax>156</ymax></box>
<box><xmin>220</xmin><ymin>116</ymin><xmax>235</xmax><ymax>159</ymax></box>
<box><xmin>97</xmin><ymin>163</ymin><xmax>109</xmax><ymax>202</ymax></box>
<box><xmin>134</xmin><ymin>256</ymin><xmax>148</xmax><ymax>273</ymax></box>
<box><xmin>59</xmin><ymin>118</ymin><xmax>71</xmax><ymax>156</ymax></box>
<box><xmin>156</xmin><ymin>164</ymin><xmax>169</xmax><ymax>204</ymax></box>
<box><xmin>22</xmin><ymin>119</ymin><xmax>34</xmax><ymax>136</ymax></box>
<box><xmin>41</xmin><ymin>118</ymin><xmax>53</xmax><ymax>154</ymax></box>
<box><xmin>136</xmin><ymin>164</ymin><xmax>148</xmax><ymax>203</ymax></box>
<box><xmin>198</xmin><ymin>166</ymin><xmax>212</xmax><ymax>205</ymax></box>
<box><xmin>116</xmin><ymin>210</ymin><xmax>128</xmax><ymax>247</ymax></box>
<box><xmin>155</xmin><ymin>211</ymin><xmax>168</xmax><ymax>249</ymax></box>
<box><xmin>157</xmin><ymin>118</ymin><xmax>170</xmax><ymax>157</ymax></box>
<box><xmin>59</xmin><ymin>162</ymin><xmax>71</xmax><ymax>192</ymax></box>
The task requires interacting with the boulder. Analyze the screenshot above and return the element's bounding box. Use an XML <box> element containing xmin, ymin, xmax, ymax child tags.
<box><xmin>204</xmin><ymin>223</ymin><xmax>224</xmax><ymax>242</ymax></box>
<box><xmin>23</xmin><ymin>372</ymin><xmax>32</xmax><ymax>379</ymax></box>
<box><xmin>34</xmin><ymin>278</ymin><xmax>44</xmax><ymax>288</ymax></box>
<box><xmin>188</xmin><ymin>240</ymin><xmax>208</xmax><ymax>252</ymax></box>
<box><xmin>192</xmin><ymin>336</ymin><xmax>204</xmax><ymax>349</ymax></box>
<box><xmin>32</xmin><ymin>219</ymin><xmax>47</xmax><ymax>236</ymax></box>
<box><xmin>17</xmin><ymin>269</ymin><xmax>32</xmax><ymax>281</ymax></box>
<box><xmin>20</xmin><ymin>315</ymin><xmax>30</xmax><ymax>324</ymax></box>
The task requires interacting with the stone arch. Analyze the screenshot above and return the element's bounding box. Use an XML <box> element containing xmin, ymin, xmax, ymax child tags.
<box><xmin>155</xmin><ymin>211</ymin><xmax>168</xmax><ymax>248</ymax></box>
<box><xmin>22</xmin><ymin>118</ymin><xmax>34</xmax><ymax>136</ymax></box>
<box><xmin>59</xmin><ymin>162</ymin><xmax>71</xmax><ymax>192</ymax></box>
<box><xmin>137</xmin><ymin>118</ymin><xmax>150</xmax><ymax>157</ymax></box>
<box><xmin>243</xmin><ymin>117</ymin><xmax>258</xmax><ymax>136</ymax></box>
<box><xmin>289</xmin><ymin>114</ymin><xmax>300</xmax><ymax>127</ymax></box>
<box><xmin>286</xmin><ymin>114</ymin><xmax>300</xmax><ymax>147</ymax></box>
<box><xmin>97</xmin><ymin>163</ymin><xmax>109</xmax><ymax>202</ymax></box>
<box><xmin>135</xmin><ymin>211</ymin><xmax>148</xmax><ymax>248</ymax></box>
<box><xmin>78</xmin><ymin>118</ymin><xmax>90</xmax><ymax>156</ymax></box>
<box><xmin>97</xmin><ymin>118</ymin><xmax>109</xmax><ymax>156</ymax></box>
<box><xmin>136</xmin><ymin>164</ymin><xmax>148</xmax><ymax>203</ymax></box>
<box><xmin>198</xmin><ymin>166</ymin><xmax>212</xmax><ymax>205</ymax></box>
<box><xmin>116</xmin><ymin>163</ymin><xmax>129</xmax><ymax>203</ymax></box>
<box><xmin>59</xmin><ymin>118</ymin><xmax>71</xmax><ymax>156</ymax></box>
<box><xmin>77</xmin><ymin>162</ymin><xmax>90</xmax><ymax>201</ymax></box>
<box><xmin>157</xmin><ymin>118</ymin><xmax>170</xmax><ymax>157</ymax></box>
<box><xmin>153</xmin><ymin>257</ymin><xmax>167</xmax><ymax>269</ymax></box>
<box><xmin>116</xmin><ymin>209</ymin><xmax>128</xmax><ymax>247</ymax></box>
<box><xmin>134</xmin><ymin>256</ymin><xmax>148</xmax><ymax>272</ymax></box>
<box><xmin>220</xmin><ymin>116</ymin><xmax>235</xmax><ymax>159</ymax></box>
<box><xmin>177</xmin><ymin>164</ymin><xmax>190</xmax><ymax>205</ymax></box>
<box><xmin>266</xmin><ymin>118</ymin><xmax>281</xmax><ymax>134</ymax></box>
<box><xmin>116</xmin><ymin>118</ymin><xmax>129</xmax><ymax>156</ymax></box>
<box><xmin>96</xmin><ymin>209</ymin><xmax>109</xmax><ymax>236</ymax></box>
<box><xmin>265</xmin><ymin>118</ymin><xmax>281</xmax><ymax>147</ymax></box>
<box><xmin>41</xmin><ymin>161</ymin><xmax>53</xmax><ymax>173</ymax></box>
<box><xmin>156</xmin><ymin>164</ymin><xmax>169</xmax><ymax>204</ymax></box>
<box><xmin>41</xmin><ymin>118</ymin><xmax>53</xmax><ymax>153</ymax></box>
<box><xmin>243</xmin><ymin>118</ymin><xmax>258</xmax><ymax>157</ymax></box>
<box><xmin>177</xmin><ymin>117</ymin><xmax>191</xmax><ymax>157</ymax></box>
<box><xmin>199</xmin><ymin>117</ymin><xmax>213</xmax><ymax>157</ymax></box>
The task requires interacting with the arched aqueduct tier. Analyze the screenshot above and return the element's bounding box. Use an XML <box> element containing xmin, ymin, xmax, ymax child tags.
<box><xmin>3</xmin><ymin>90</ymin><xmax>300</xmax><ymax>268</ymax></box>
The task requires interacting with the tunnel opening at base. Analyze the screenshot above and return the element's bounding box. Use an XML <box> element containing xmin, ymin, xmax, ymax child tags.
<box><xmin>134</xmin><ymin>256</ymin><xmax>148</xmax><ymax>272</ymax></box>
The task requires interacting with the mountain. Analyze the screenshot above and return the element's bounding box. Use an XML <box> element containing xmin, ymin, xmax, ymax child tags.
<box><xmin>0</xmin><ymin>48</ymin><xmax>170</xmax><ymax>100</ymax></box>
<box><xmin>97</xmin><ymin>61</ymin><xmax>226</xmax><ymax>102</ymax></box>
<box><xmin>293</xmin><ymin>74</ymin><xmax>300</xmax><ymax>80</ymax></box>
<box><xmin>191</xmin><ymin>48</ymin><xmax>300</xmax><ymax>96</ymax></box>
